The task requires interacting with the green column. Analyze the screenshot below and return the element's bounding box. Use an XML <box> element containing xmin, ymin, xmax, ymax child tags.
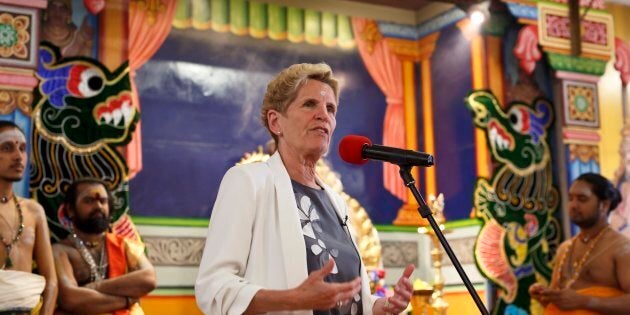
<box><xmin>268</xmin><ymin>4</ymin><xmax>287</xmax><ymax>40</ymax></box>
<box><xmin>337</xmin><ymin>15</ymin><xmax>355</xmax><ymax>49</ymax></box>
<box><xmin>305</xmin><ymin>10</ymin><xmax>321</xmax><ymax>44</ymax></box>
<box><xmin>321</xmin><ymin>11</ymin><xmax>336</xmax><ymax>46</ymax></box>
<box><xmin>230</xmin><ymin>0</ymin><xmax>248</xmax><ymax>35</ymax></box>
<box><xmin>287</xmin><ymin>7</ymin><xmax>304</xmax><ymax>43</ymax></box>
<box><xmin>249</xmin><ymin>1</ymin><xmax>268</xmax><ymax>38</ymax></box>
<box><xmin>191</xmin><ymin>0</ymin><xmax>212</xmax><ymax>29</ymax></box>
<box><xmin>211</xmin><ymin>0</ymin><xmax>229</xmax><ymax>32</ymax></box>
<box><xmin>173</xmin><ymin>0</ymin><xmax>192</xmax><ymax>28</ymax></box>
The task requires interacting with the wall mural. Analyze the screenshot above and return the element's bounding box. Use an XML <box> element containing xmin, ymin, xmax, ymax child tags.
<box><xmin>41</xmin><ymin>0</ymin><xmax>95</xmax><ymax>59</ymax></box>
<box><xmin>30</xmin><ymin>44</ymin><xmax>139</xmax><ymax>240</ymax></box>
<box><xmin>466</xmin><ymin>90</ymin><xmax>562</xmax><ymax>315</ymax></box>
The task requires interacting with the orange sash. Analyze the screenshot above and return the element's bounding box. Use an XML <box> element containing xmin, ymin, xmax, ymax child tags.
<box><xmin>105</xmin><ymin>233</ymin><xmax>144</xmax><ymax>315</ymax></box>
<box><xmin>543</xmin><ymin>286</ymin><xmax>624</xmax><ymax>315</ymax></box>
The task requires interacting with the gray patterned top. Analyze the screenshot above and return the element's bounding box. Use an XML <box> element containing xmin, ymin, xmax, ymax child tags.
<box><xmin>291</xmin><ymin>180</ymin><xmax>363</xmax><ymax>315</ymax></box>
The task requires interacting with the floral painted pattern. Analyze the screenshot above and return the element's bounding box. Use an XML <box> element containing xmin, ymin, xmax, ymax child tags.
<box><xmin>0</xmin><ymin>13</ymin><xmax>30</xmax><ymax>59</ymax></box>
<box><xmin>297</xmin><ymin>194</ymin><xmax>339</xmax><ymax>274</ymax></box>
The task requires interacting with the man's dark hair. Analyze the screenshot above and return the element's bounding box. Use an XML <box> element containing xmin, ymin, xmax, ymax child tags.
<box><xmin>0</xmin><ymin>120</ymin><xmax>25</xmax><ymax>134</ymax></box>
<box><xmin>63</xmin><ymin>178</ymin><xmax>114</xmax><ymax>214</ymax></box>
<box><xmin>576</xmin><ymin>173</ymin><xmax>622</xmax><ymax>214</ymax></box>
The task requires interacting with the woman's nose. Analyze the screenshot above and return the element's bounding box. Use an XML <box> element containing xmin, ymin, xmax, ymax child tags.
<box><xmin>315</xmin><ymin>104</ymin><xmax>329</xmax><ymax>120</ymax></box>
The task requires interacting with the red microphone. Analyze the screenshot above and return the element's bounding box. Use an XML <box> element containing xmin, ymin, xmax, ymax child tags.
<box><xmin>339</xmin><ymin>135</ymin><xmax>434</xmax><ymax>167</ymax></box>
<box><xmin>339</xmin><ymin>135</ymin><xmax>372</xmax><ymax>165</ymax></box>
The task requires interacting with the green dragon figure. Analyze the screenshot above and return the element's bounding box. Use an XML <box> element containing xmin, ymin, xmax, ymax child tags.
<box><xmin>30</xmin><ymin>44</ymin><xmax>140</xmax><ymax>240</ymax></box>
<box><xmin>466</xmin><ymin>90</ymin><xmax>562</xmax><ymax>315</ymax></box>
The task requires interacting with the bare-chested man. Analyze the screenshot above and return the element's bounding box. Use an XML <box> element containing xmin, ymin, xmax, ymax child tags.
<box><xmin>53</xmin><ymin>178</ymin><xmax>156</xmax><ymax>314</ymax></box>
<box><xmin>0</xmin><ymin>121</ymin><xmax>57</xmax><ymax>314</ymax></box>
<box><xmin>529</xmin><ymin>173</ymin><xmax>630</xmax><ymax>314</ymax></box>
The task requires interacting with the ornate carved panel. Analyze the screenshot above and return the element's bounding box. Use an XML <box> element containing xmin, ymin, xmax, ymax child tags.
<box><xmin>381</xmin><ymin>240</ymin><xmax>418</xmax><ymax>268</ymax></box>
<box><xmin>563</xmin><ymin>80</ymin><xmax>599</xmax><ymax>127</ymax></box>
<box><xmin>0</xmin><ymin>4</ymin><xmax>39</xmax><ymax>68</ymax></box>
<box><xmin>144</xmin><ymin>236</ymin><xmax>206</xmax><ymax>266</ymax></box>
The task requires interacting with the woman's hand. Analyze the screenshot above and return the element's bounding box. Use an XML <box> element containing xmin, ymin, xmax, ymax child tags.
<box><xmin>292</xmin><ymin>259</ymin><xmax>362</xmax><ymax>310</ymax></box>
<box><xmin>378</xmin><ymin>264</ymin><xmax>415</xmax><ymax>314</ymax></box>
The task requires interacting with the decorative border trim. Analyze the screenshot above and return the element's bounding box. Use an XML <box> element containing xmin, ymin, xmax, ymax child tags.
<box><xmin>546</xmin><ymin>52</ymin><xmax>608</xmax><ymax>75</ymax></box>
<box><xmin>555</xmin><ymin>71</ymin><xmax>601</xmax><ymax>83</ymax></box>
<box><xmin>562</xmin><ymin>127</ymin><xmax>601</xmax><ymax>142</ymax></box>
<box><xmin>0</xmin><ymin>0</ymin><xmax>46</xmax><ymax>9</ymax></box>
<box><xmin>133</xmin><ymin>216</ymin><xmax>482</xmax><ymax>231</ymax></box>
<box><xmin>378</xmin><ymin>8</ymin><xmax>465</xmax><ymax>40</ymax></box>
<box><xmin>506</xmin><ymin>2</ymin><xmax>538</xmax><ymax>21</ymax></box>
<box><xmin>132</xmin><ymin>216</ymin><xmax>210</xmax><ymax>227</ymax></box>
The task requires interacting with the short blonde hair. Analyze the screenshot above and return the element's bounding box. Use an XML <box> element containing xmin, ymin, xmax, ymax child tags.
<box><xmin>261</xmin><ymin>63</ymin><xmax>339</xmax><ymax>143</ymax></box>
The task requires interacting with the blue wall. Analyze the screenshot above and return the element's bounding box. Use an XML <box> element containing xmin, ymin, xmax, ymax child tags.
<box><xmin>130</xmin><ymin>26</ymin><xmax>481</xmax><ymax>223</ymax></box>
<box><xmin>130</xmin><ymin>29</ymin><xmax>403</xmax><ymax>223</ymax></box>
<box><xmin>431</xmin><ymin>24</ymin><xmax>476</xmax><ymax>221</ymax></box>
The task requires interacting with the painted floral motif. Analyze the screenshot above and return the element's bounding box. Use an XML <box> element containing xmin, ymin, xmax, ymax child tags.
<box><xmin>567</xmin><ymin>83</ymin><xmax>596</xmax><ymax>124</ymax></box>
<box><xmin>0</xmin><ymin>13</ymin><xmax>30</xmax><ymax>59</ymax></box>
<box><xmin>297</xmin><ymin>194</ymin><xmax>338</xmax><ymax>274</ymax></box>
<box><xmin>0</xmin><ymin>24</ymin><xmax>17</xmax><ymax>47</ymax></box>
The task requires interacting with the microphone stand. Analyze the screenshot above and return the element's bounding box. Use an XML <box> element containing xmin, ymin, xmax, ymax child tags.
<box><xmin>398</xmin><ymin>165</ymin><xmax>489</xmax><ymax>315</ymax></box>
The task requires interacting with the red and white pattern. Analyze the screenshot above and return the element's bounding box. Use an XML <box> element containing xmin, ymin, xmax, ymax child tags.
<box><xmin>548</xmin><ymin>0</ymin><xmax>605</xmax><ymax>10</ymax></box>
<box><xmin>513</xmin><ymin>25</ymin><xmax>541</xmax><ymax>74</ymax></box>
<box><xmin>545</xmin><ymin>15</ymin><xmax>607</xmax><ymax>45</ymax></box>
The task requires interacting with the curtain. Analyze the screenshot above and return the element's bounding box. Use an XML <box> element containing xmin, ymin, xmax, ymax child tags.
<box><xmin>125</xmin><ymin>0</ymin><xmax>177</xmax><ymax>178</ymax></box>
<box><xmin>351</xmin><ymin>17</ymin><xmax>407</xmax><ymax>202</ymax></box>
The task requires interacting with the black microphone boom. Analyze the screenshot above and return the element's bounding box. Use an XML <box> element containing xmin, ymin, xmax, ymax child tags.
<box><xmin>363</xmin><ymin>144</ymin><xmax>434</xmax><ymax>167</ymax></box>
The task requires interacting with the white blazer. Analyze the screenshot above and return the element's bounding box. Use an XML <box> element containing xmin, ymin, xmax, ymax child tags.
<box><xmin>195</xmin><ymin>152</ymin><xmax>377</xmax><ymax>314</ymax></box>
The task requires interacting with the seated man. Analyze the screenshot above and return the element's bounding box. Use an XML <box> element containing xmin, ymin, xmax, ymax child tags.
<box><xmin>53</xmin><ymin>179</ymin><xmax>156</xmax><ymax>314</ymax></box>
<box><xmin>0</xmin><ymin>120</ymin><xmax>57</xmax><ymax>315</ymax></box>
<box><xmin>529</xmin><ymin>173</ymin><xmax>630</xmax><ymax>314</ymax></box>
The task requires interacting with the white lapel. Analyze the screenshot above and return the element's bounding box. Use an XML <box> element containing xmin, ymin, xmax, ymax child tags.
<box><xmin>266</xmin><ymin>152</ymin><xmax>308</xmax><ymax>288</ymax></box>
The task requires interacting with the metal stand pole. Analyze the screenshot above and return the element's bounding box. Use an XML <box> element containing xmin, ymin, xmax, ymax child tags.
<box><xmin>399</xmin><ymin>165</ymin><xmax>489</xmax><ymax>315</ymax></box>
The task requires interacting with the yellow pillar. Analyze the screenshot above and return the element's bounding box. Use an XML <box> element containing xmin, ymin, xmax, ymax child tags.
<box><xmin>386</xmin><ymin>33</ymin><xmax>440</xmax><ymax>226</ymax></box>
<box><xmin>458</xmin><ymin>19</ymin><xmax>491</xmax><ymax>179</ymax></box>
<box><xmin>99</xmin><ymin>0</ymin><xmax>128</xmax><ymax>71</ymax></box>
<box><xmin>421</xmin><ymin>59</ymin><xmax>437</xmax><ymax>198</ymax></box>
<box><xmin>403</xmin><ymin>60</ymin><xmax>421</xmax><ymax>194</ymax></box>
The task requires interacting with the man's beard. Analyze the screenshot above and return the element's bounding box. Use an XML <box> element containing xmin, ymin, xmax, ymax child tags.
<box><xmin>73</xmin><ymin>211</ymin><xmax>110</xmax><ymax>234</ymax></box>
<box><xmin>572</xmin><ymin>212</ymin><xmax>599</xmax><ymax>229</ymax></box>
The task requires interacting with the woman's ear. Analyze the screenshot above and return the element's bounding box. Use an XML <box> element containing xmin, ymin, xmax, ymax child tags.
<box><xmin>268</xmin><ymin>110</ymin><xmax>282</xmax><ymax>135</ymax></box>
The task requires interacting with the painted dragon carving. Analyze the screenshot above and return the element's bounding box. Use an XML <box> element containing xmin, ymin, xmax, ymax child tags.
<box><xmin>466</xmin><ymin>90</ymin><xmax>562</xmax><ymax>315</ymax></box>
<box><xmin>30</xmin><ymin>44</ymin><xmax>139</xmax><ymax>240</ymax></box>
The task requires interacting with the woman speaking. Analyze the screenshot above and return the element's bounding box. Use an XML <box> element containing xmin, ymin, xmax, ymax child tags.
<box><xmin>195</xmin><ymin>63</ymin><xmax>414</xmax><ymax>315</ymax></box>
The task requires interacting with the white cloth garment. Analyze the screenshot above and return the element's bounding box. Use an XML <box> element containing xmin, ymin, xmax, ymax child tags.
<box><xmin>0</xmin><ymin>270</ymin><xmax>45</xmax><ymax>311</ymax></box>
<box><xmin>195</xmin><ymin>152</ymin><xmax>377</xmax><ymax>315</ymax></box>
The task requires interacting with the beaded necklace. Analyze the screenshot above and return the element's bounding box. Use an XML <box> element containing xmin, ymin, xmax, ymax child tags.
<box><xmin>1</xmin><ymin>196</ymin><xmax>24</xmax><ymax>269</ymax></box>
<box><xmin>552</xmin><ymin>226</ymin><xmax>609</xmax><ymax>289</ymax></box>
<box><xmin>71</xmin><ymin>233</ymin><xmax>108</xmax><ymax>282</ymax></box>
